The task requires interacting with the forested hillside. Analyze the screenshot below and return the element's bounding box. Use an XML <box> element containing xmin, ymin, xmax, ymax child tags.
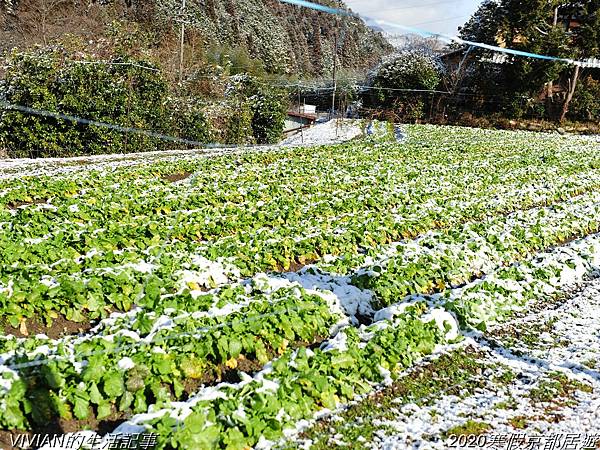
<box><xmin>0</xmin><ymin>0</ymin><xmax>392</xmax><ymax>77</ymax></box>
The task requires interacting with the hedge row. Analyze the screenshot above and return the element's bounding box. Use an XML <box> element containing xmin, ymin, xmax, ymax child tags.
<box><xmin>0</xmin><ymin>48</ymin><xmax>287</xmax><ymax>158</ymax></box>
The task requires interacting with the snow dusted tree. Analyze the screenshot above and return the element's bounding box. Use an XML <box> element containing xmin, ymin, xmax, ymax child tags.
<box><xmin>368</xmin><ymin>49</ymin><xmax>443</xmax><ymax>102</ymax></box>
<box><xmin>458</xmin><ymin>0</ymin><xmax>600</xmax><ymax>120</ymax></box>
<box><xmin>363</xmin><ymin>49</ymin><xmax>444</xmax><ymax>120</ymax></box>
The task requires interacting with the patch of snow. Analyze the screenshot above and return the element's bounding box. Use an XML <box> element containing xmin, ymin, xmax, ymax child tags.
<box><xmin>281</xmin><ymin>119</ymin><xmax>364</xmax><ymax>147</ymax></box>
<box><xmin>117</xmin><ymin>357</ymin><xmax>135</xmax><ymax>370</ymax></box>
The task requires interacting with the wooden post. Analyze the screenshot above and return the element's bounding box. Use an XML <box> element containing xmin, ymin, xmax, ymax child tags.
<box><xmin>300</xmin><ymin>88</ymin><xmax>304</xmax><ymax>144</ymax></box>
<box><xmin>546</xmin><ymin>6</ymin><xmax>559</xmax><ymax>108</ymax></box>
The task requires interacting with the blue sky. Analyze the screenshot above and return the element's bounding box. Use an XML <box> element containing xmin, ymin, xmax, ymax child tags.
<box><xmin>344</xmin><ymin>0</ymin><xmax>484</xmax><ymax>36</ymax></box>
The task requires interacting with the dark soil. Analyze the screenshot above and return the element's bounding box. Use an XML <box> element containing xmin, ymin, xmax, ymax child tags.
<box><xmin>6</xmin><ymin>199</ymin><xmax>48</xmax><ymax>210</ymax></box>
<box><xmin>162</xmin><ymin>172</ymin><xmax>192</xmax><ymax>183</ymax></box>
<box><xmin>355</xmin><ymin>313</ymin><xmax>373</xmax><ymax>326</ymax></box>
<box><xmin>275</xmin><ymin>258</ymin><xmax>318</xmax><ymax>273</ymax></box>
<box><xmin>183</xmin><ymin>354</ymin><xmax>267</xmax><ymax>396</ymax></box>
<box><xmin>183</xmin><ymin>335</ymin><xmax>327</xmax><ymax>396</ymax></box>
<box><xmin>0</xmin><ymin>411</ymin><xmax>127</xmax><ymax>450</ymax></box>
<box><xmin>1</xmin><ymin>314</ymin><xmax>92</xmax><ymax>339</ymax></box>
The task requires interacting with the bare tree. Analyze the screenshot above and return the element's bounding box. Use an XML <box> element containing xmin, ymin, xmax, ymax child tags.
<box><xmin>16</xmin><ymin>0</ymin><xmax>73</xmax><ymax>45</ymax></box>
<box><xmin>560</xmin><ymin>64</ymin><xmax>580</xmax><ymax>122</ymax></box>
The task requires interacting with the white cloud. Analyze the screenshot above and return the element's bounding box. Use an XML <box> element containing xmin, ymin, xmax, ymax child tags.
<box><xmin>345</xmin><ymin>0</ymin><xmax>483</xmax><ymax>36</ymax></box>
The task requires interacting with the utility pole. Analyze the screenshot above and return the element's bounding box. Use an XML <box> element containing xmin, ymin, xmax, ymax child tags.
<box><xmin>179</xmin><ymin>0</ymin><xmax>186</xmax><ymax>83</ymax></box>
<box><xmin>547</xmin><ymin>5</ymin><xmax>559</xmax><ymax>101</ymax></box>
<box><xmin>297</xmin><ymin>83</ymin><xmax>304</xmax><ymax>144</ymax></box>
<box><xmin>331</xmin><ymin>25</ymin><xmax>338</xmax><ymax>120</ymax></box>
<box><xmin>545</xmin><ymin>4</ymin><xmax>560</xmax><ymax>118</ymax></box>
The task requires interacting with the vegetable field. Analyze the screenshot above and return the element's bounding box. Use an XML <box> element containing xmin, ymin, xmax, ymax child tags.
<box><xmin>1</xmin><ymin>124</ymin><xmax>600</xmax><ymax>449</ymax></box>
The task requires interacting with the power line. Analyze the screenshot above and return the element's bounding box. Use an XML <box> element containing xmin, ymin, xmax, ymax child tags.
<box><xmin>69</xmin><ymin>61</ymin><xmax>159</xmax><ymax>72</ymax></box>
<box><xmin>0</xmin><ymin>100</ymin><xmax>309</xmax><ymax>153</ymax></box>
<box><xmin>279</xmin><ymin>0</ymin><xmax>354</xmax><ymax>16</ymax></box>
<box><xmin>179</xmin><ymin>0</ymin><xmax>187</xmax><ymax>83</ymax></box>
<box><xmin>410</xmin><ymin>14</ymin><xmax>472</xmax><ymax>27</ymax></box>
<box><xmin>356</xmin><ymin>0</ymin><xmax>463</xmax><ymax>15</ymax></box>
<box><xmin>356</xmin><ymin>85</ymin><xmax>449</xmax><ymax>93</ymax></box>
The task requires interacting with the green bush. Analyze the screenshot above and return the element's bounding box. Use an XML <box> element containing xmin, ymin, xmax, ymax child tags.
<box><xmin>250</xmin><ymin>87</ymin><xmax>288</xmax><ymax>144</ymax></box>
<box><xmin>224</xmin><ymin>101</ymin><xmax>255</xmax><ymax>145</ymax></box>
<box><xmin>367</xmin><ymin>50</ymin><xmax>443</xmax><ymax>106</ymax></box>
<box><xmin>0</xmin><ymin>47</ymin><xmax>179</xmax><ymax>158</ymax></box>
<box><xmin>226</xmin><ymin>74</ymin><xmax>288</xmax><ymax>144</ymax></box>
<box><xmin>202</xmin><ymin>100</ymin><xmax>254</xmax><ymax>146</ymax></box>
<box><xmin>0</xmin><ymin>48</ymin><xmax>286</xmax><ymax>158</ymax></box>
<box><xmin>569</xmin><ymin>76</ymin><xmax>600</xmax><ymax>122</ymax></box>
<box><xmin>168</xmin><ymin>97</ymin><xmax>213</xmax><ymax>145</ymax></box>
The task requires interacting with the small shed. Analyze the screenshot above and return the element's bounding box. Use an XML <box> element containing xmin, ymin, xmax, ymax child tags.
<box><xmin>284</xmin><ymin>111</ymin><xmax>317</xmax><ymax>136</ymax></box>
<box><xmin>300</xmin><ymin>104</ymin><xmax>316</xmax><ymax>114</ymax></box>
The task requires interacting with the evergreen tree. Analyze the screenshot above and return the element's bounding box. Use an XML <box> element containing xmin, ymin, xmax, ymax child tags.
<box><xmin>459</xmin><ymin>0</ymin><xmax>600</xmax><ymax>120</ymax></box>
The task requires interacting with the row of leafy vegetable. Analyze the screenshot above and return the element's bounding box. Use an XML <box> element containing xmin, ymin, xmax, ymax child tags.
<box><xmin>113</xmin><ymin>230</ymin><xmax>600</xmax><ymax>449</ymax></box>
<box><xmin>3</xmin><ymin>129</ymin><xmax>600</xmax><ymax>327</ymax></box>
<box><xmin>0</xmin><ymin>284</ymin><xmax>341</xmax><ymax>430</ymax></box>
<box><xmin>2</xmin><ymin>181</ymin><xmax>600</xmax><ymax>333</ymax></box>
<box><xmin>2</xmin><ymin>185</ymin><xmax>600</xmax><ymax>434</ymax></box>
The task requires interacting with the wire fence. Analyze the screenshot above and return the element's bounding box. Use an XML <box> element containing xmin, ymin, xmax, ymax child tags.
<box><xmin>0</xmin><ymin>98</ymin><xmax>295</xmax><ymax>159</ymax></box>
<box><xmin>0</xmin><ymin>95</ymin><xmax>590</xmax><ymax>161</ymax></box>
<box><xmin>291</xmin><ymin>79</ymin><xmax>600</xmax><ymax>129</ymax></box>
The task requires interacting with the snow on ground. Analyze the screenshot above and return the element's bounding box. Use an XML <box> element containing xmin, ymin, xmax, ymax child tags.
<box><xmin>0</xmin><ymin>119</ymin><xmax>379</xmax><ymax>179</ymax></box>
<box><xmin>339</xmin><ymin>276</ymin><xmax>600</xmax><ymax>449</ymax></box>
<box><xmin>0</xmin><ymin>145</ymin><xmax>274</xmax><ymax>180</ymax></box>
<box><xmin>280</xmin><ymin>119</ymin><xmax>365</xmax><ymax>146</ymax></box>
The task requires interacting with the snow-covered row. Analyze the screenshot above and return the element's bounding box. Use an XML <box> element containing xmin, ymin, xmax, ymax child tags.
<box><xmin>96</xmin><ymin>230</ymin><xmax>600</xmax><ymax>449</ymax></box>
<box><xmin>350</xmin><ymin>275</ymin><xmax>600</xmax><ymax>449</ymax></box>
<box><xmin>277</xmin><ymin>233</ymin><xmax>600</xmax><ymax>449</ymax></box>
<box><xmin>280</xmin><ymin>119</ymin><xmax>366</xmax><ymax>146</ymax></box>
